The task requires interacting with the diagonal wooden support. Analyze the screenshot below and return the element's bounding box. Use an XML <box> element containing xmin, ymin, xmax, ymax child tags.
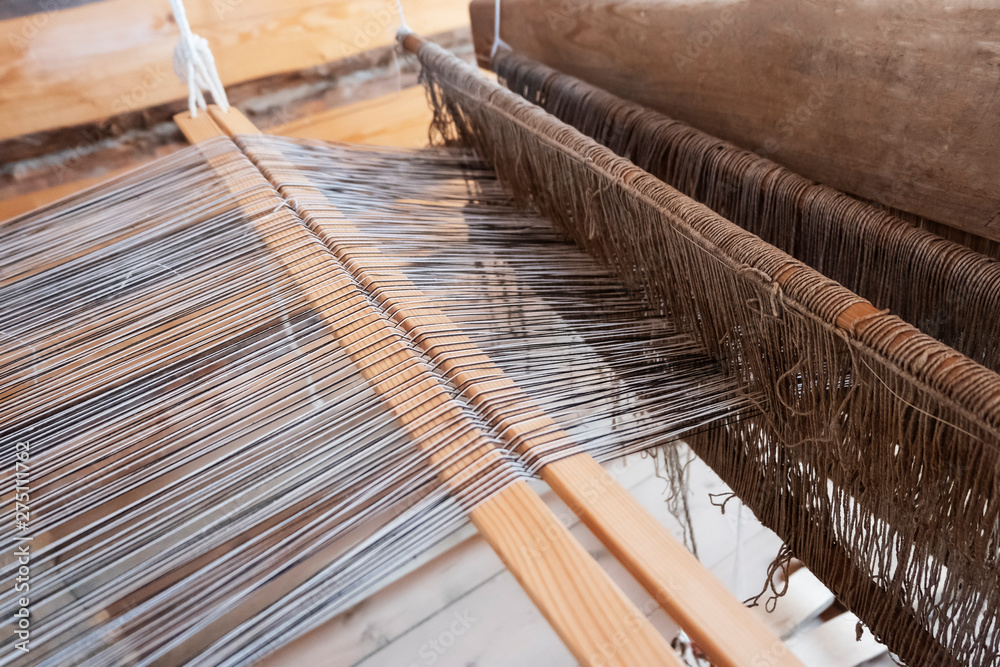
<box><xmin>205</xmin><ymin>97</ymin><xmax>802</xmax><ymax>667</ymax></box>
<box><xmin>175</xmin><ymin>108</ymin><xmax>682</xmax><ymax>667</ymax></box>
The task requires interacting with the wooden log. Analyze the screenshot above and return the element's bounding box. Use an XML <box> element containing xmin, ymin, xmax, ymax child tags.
<box><xmin>469</xmin><ymin>0</ymin><xmax>1000</xmax><ymax>243</ymax></box>
<box><xmin>174</xmin><ymin>109</ymin><xmax>682</xmax><ymax>667</ymax></box>
<box><xmin>0</xmin><ymin>0</ymin><xmax>468</xmax><ymax>141</ymax></box>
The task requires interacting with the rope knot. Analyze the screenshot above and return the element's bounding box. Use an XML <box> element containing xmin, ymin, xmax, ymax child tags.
<box><xmin>169</xmin><ymin>0</ymin><xmax>230</xmax><ymax>117</ymax></box>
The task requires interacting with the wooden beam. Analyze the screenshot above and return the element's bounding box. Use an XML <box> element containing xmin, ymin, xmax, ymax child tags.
<box><xmin>469</xmin><ymin>0</ymin><xmax>1000</xmax><ymax>243</ymax></box>
<box><xmin>0</xmin><ymin>0</ymin><xmax>468</xmax><ymax>141</ymax></box>
<box><xmin>175</xmin><ymin>108</ymin><xmax>682</xmax><ymax>667</ymax></box>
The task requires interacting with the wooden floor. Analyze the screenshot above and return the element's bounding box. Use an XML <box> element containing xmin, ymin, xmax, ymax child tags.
<box><xmin>0</xmin><ymin>85</ymin><xmax>897</xmax><ymax>667</ymax></box>
<box><xmin>259</xmin><ymin>451</ymin><xmax>892</xmax><ymax>667</ymax></box>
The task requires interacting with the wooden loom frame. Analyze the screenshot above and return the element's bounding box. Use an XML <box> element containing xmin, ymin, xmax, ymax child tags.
<box><xmin>405</xmin><ymin>17</ymin><xmax>1000</xmax><ymax>666</ymax></box>
<box><xmin>166</xmin><ymin>83</ymin><xmax>801</xmax><ymax>665</ymax></box>
<box><xmin>6</xmin><ymin>0</ymin><xmax>997</xmax><ymax>660</ymax></box>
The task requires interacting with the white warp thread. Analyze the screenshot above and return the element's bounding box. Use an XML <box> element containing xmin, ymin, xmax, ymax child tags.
<box><xmin>169</xmin><ymin>0</ymin><xmax>230</xmax><ymax>117</ymax></box>
<box><xmin>395</xmin><ymin>0</ymin><xmax>412</xmax><ymax>35</ymax></box>
<box><xmin>491</xmin><ymin>0</ymin><xmax>509</xmax><ymax>58</ymax></box>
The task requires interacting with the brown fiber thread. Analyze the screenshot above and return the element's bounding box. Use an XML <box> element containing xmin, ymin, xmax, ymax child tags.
<box><xmin>493</xmin><ymin>49</ymin><xmax>1000</xmax><ymax>374</ymax></box>
<box><xmin>414</xmin><ymin>41</ymin><xmax>1000</xmax><ymax>666</ymax></box>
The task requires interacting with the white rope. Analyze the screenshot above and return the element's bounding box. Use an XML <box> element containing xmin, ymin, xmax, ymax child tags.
<box><xmin>395</xmin><ymin>0</ymin><xmax>412</xmax><ymax>35</ymax></box>
<box><xmin>169</xmin><ymin>0</ymin><xmax>230</xmax><ymax>117</ymax></box>
<box><xmin>491</xmin><ymin>0</ymin><xmax>510</xmax><ymax>58</ymax></box>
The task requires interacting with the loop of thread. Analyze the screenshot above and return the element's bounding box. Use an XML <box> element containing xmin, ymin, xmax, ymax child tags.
<box><xmin>169</xmin><ymin>0</ymin><xmax>230</xmax><ymax>117</ymax></box>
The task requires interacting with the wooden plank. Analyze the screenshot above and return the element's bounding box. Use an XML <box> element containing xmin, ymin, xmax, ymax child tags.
<box><xmin>176</xmin><ymin>109</ymin><xmax>682</xmax><ymax>667</ymax></box>
<box><xmin>273</xmin><ymin>85</ymin><xmax>433</xmax><ymax>147</ymax></box>
<box><xmin>469</xmin><ymin>0</ymin><xmax>1000</xmax><ymax>242</ymax></box>
<box><xmin>0</xmin><ymin>0</ymin><xmax>467</xmax><ymax>140</ymax></box>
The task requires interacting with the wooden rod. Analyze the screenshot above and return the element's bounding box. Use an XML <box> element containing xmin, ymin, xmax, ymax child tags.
<box><xmin>466</xmin><ymin>0</ymin><xmax>1000</xmax><ymax>243</ymax></box>
<box><xmin>390</xmin><ymin>37</ymin><xmax>802</xmax><ymax>667</ymax></box>
<box><xmin>174</xmin><ymin>109</ymin><xmax>682</xmax><ymax>667</ymax></box>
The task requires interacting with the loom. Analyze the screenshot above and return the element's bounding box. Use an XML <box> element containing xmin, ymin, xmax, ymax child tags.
<box><xmin>1</xmin><ymin>2</ymin><xmax>998</xmax><ymax>666</ymax></box>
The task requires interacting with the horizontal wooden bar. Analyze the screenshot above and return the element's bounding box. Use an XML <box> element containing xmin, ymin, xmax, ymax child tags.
<box><xmin>468</xmin><ymin>0</ymin><xmax>1000</xmax><ymax>243</ymax></box>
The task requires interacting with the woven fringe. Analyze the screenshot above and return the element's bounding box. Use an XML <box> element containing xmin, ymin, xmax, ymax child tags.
<box><xmin>413</xmin><ymin>41</ymin><xmax>1000</xmax><ymax>666</ymax></box>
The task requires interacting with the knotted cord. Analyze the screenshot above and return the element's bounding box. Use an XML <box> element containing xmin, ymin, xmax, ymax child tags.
<box><xmin>169</xmin><ymin>0</ymin><xmax>230</xmax><ymax>117</ymax></box>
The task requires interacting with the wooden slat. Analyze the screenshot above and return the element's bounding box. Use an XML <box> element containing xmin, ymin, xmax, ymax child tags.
<box><xmin>0</xmin><ymin>0</ymin><xmax>467</xmax><ymax>141</ymax></box>
<box><xmin>175</xmin><ymin>109</ymin><xmax>681</xmax><ymax>667</ymax></box>
<box><xmin>469</xmin><ymin>0</ymin><xmax>1000</xmax><ymax>243</ymax></box>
